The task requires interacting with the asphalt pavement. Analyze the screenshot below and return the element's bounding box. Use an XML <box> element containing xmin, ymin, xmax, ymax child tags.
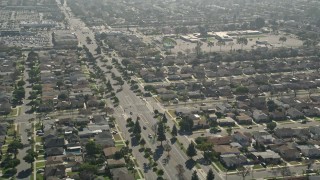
<box><xmin>16</xmin><ymin>122</ymin><xmax>32</xmax><ymax>180</ymax></box>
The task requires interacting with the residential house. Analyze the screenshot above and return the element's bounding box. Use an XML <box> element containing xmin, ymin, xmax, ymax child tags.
<box><xmin>233</xmin><ymin>132</ymin><xmax>252</xmax><ymax>147</ymax></box>
<box><xmin>193</xmin><ymin>119</ymin><xmax>210</xmax><ymax>129</ymax></box>
<box><xmin>251</xmin><ymin>150</ymin><xmax>281</xmax><ymax>164</ymax></box>
<box><xmin>274</xmin><ymin>128</ymin><xmax>296</xmax><ymax>139</ymax></box>
<box><xmin>103</xmin><ymin>147</ymin><xmax>118</xmax><ymax>158</ymax></box>
<box><xmin>46</xmin><ymin>147</ymin><xmax>65</xmax><ymax>157</ymax></box>
<box><xmin>110</xmin><ymin>167</ymin><xmax>135</xmax><ymax>180</ymax></box>
<box><xmin>252</xmin><ymin>110</ymin><xmax>270</xmax><ymax>123</ymax></box>
<box><xmin>297</xmin><ymin>145</ymin><xmax>320</xmax><ymax>158</ymax></box>
<box><xmin>287</xmin><ymin>108</ymin><xmax>304</xmax><ymax>120</ymax></box>
<box><xmin>92</xmin><ymin>115</ymin><xmax>107</xmax><ymax>125</ymax></box>
<box><xmin>277</xmin><ymin>145</ymin><xmax>301</xmax><ymax>161</ymax></box>
<box><xmin>207</xmin><ymin>136</ymin><xmax>232</xmax><ymax>145</ymax></box>
<box><xmin>220</xmin><ymin>154</ymin><xmax>248</xmax><ymax>169</ymax></box>
<box><xmin>78</xmin><ymin>129</ymin><xmax>96</xmax><ymax>138</ymax></box>
<box><xmin>303</xmin><ymin>108</ymin><xmax>320</xmax><ymax>117</ymax></box>
<box><xmin>106</xmin><ymin>158</ymin><xmax>126</xmax><ymax>168</ymax></box>
<box><xmin>46</xmin><ymin>156</ymin><xmax>64</xmax><ymax>167</ymax></box>
<box><xmin>44</xmin><ymin>165</ymin><xmax>66</xmax><ymax>179</ymax></box>
<box><xmin>269</xmin><ymin>111</ymin><xmax>286</xmax><ymax>121</ymax></box>
<box><xmin>252</xmin><ymin>131</ymin><xmax>274</xmax><ymax>145</ymax></box>
<box><xmin>44</xmin><ymin>137</ymin><xmax>65</xmax><ymax>148</ymax></box>
<box><xmin>217</xmin><ymin>117</ymin><xmax>235</xmax><ymax>126</ymax></box>
<box><xmin>208</xmin><ymin>114</ymin><xmax>217</xmax><ymax>121</ymax></box>
<box><xmin>94</xmin><ymin>131</ymin><xmax>115</xmax><ymax>148</ymax></box>
<box><xmin>213</xmin><ymin>145</ymin><xmax>240</xmax><ymax>155</ymax></box>
<box><xmin>236</xmin><ymin>113</ymin><xmax>253</xmax><ymax>125</ymax></box>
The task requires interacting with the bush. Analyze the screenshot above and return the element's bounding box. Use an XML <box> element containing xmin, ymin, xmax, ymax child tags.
<box><xmin>144</xmin><ymin>153</ymin><xmax>150</xmax><ymax>158</ymax></box>
<box><xmin>157</xmin><ymin>169</ymin><xmax>164</xmax><ymax>176</ymax></box>
<box><xmin>153</xmin><ymin>162</ymin><xmax>158</xmax><ymax>167</ymax></box>
<box><xmin>153</xmin><ymin>167</ymin><xmax>158</xmax><ymax>172</ymax></box>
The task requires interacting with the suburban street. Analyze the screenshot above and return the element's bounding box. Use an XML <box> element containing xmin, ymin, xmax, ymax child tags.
<box><xmin>54</xmin><ymin>1</ymin><xmax>320</xmax><ymax>180</ymax></box>
<box><xmin>59</xmin><ymin>2</ymin><xmax>196</xmax><ymax>180</ymax></box>
<box><xmin>16</xmin><ymin>122</ymin><xmax>32</xmax><ymax>180</ymax></box>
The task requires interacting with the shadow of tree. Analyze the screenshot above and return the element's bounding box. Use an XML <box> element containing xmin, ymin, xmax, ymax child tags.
<box><xmin>153</xmin><ymin>145</ymin><xmax>164</xmax><ymax>161</ymax></box>
<box><xmin>185</xmin><ymin>159</ymin><xmax>196</xmax><ymax>170</ymax></box>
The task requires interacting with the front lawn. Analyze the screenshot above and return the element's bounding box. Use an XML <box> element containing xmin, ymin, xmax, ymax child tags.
<box><xmin>7</xmin><ymin>125</ymin><xmax>16</xmax><ymax>136</ymax></box>
<box><xmin>36</xmin><ymin>136</ymin><xmax>42</xmax><ymax>143</ymax></box>
<box><xmin>167</xmin><ymin>110</ymin><xmax>176</xmax><ymax>118</ymax></box>
<box><xmin>36</xmin><ymin>161</ymin><xmax>45</xmax><ymax>168</ymax></box>
<box><xmin>113</xmin><ymin>134</ymin><xmax>122</xmax><ymax>141</ymax></box>
<box><xmin>289</xmin><ymin>161</ymin><xmax>301</xmax><ymax>165</ymax></box>
<box><xmin>213</xmin><ymin>161</ymin><xmax>227</xmax><ymax>172</ymax></box>
<box><xmin>116</xmin><ymin>144</ymin><xmax>125</xmax><ymax>150</ymax></box>
<box><xmin>36</xmin><ymin>173</ymin><xmax>43</xmax><ymax>180</ymax></box>
<box><xmin>253</xmin><ymin>164</ymin><xmax>263</xmax><ymax>169</ymax></box>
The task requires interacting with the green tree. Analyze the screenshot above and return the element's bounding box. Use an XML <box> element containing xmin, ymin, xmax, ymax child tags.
<box><xmin>179</xmin><ymin>117</ymin><xmax>194</xmax><ymax>132</ymax></box>
<box><xmin>140</xmin><ymin>138</ymin><xmax>146</xmax><ymax>147</ymax></box>
<box><xmin>85</xmin><ymin>141</ymin><xmax>102</xmax><ymax>156</ymax></box>
<box><xmin>7</xmin><ymin>140</ymin><xmax>23</xmax><ymax>157</ymax></box>
<box><xmin>279</xmin><ymin>36</ymin><xmax>287</xmax><ymax>46</ymax></box>
<box><xmin>171</xmin><ymin>124</ymin><xmax>178</xmax><ymax>137</ymax></box>
<box><xmin>207</xmin><ymin>41</ymin><xmax>214</xmax><ymax>53</ymax></box>
<box><xmin>17</xmin><ymin>80</ymin><xmax>26</xmax><ymax>87</ymax></box>
<box><xmin>23</xmin><ymin>149</ymin><xmax>38</xmax><ymax>169</ymax></box>
<box><xmin>1</xmin><ymin>156</ymin><xmax>20</xmax><ymax>169</ymax></box>
<box><xmin>186</xmin><ymin>142</ymin><xmax>197</xmax><ymax>159</ymax></box>
<box><xmin>163</xmin><ymin>143</ymin><xmax>172</xmax><ymax>156</ymax></box>
<box><xmin>267</xmin><ymin>122</ymin><xmax>277</xmax><ymax>131</ymax></box>
<box><xmin>207</xmin><ymin>169</ymin><xmax>215</xmax><ymax>180</ymax></box>
<box><xmin>195</xmin><ymin>41</ymin><xmax>203</xmax><ymax>57</ymax></box>
<box><xmin>216</xmin><ymin>40</ymin><xmax>225</xmax><ymax>52</ymax></box>
<box><xmin>255</xmin><ymin>17</ymin><xmax>265</xmax><ymax>29</ymax></box>
<box><xmin>79</xmin><ymin>163</ymin><xmax>98</xmax><ymax>174</ymax></box>
<box><xmin>237</xmin><ymin>37</ymin><xmax>248</xmax><ymax>49</ymax></box>
<box><xmin>192</xmin><ymin>170</ymin><xmax>199</xmax><ymax>180</ymax></box>
<box><xmin>157</xmin><ymin>122</ymin><xmax>166</xmax><ymax>146</ymax></box>
<box><xmin>133</xmin><ymin>120</ymin><xmax>141</xmax><ymax>135</ymax></box>
<box><xmin>162</xmin><ymin>114</ymin><xmax>168</xmax><ymax>123</ymax></box>
<box><xmin>235</xmin><ymin>86</ymin><xmax>249</xmax><ymax>94</ymax></box>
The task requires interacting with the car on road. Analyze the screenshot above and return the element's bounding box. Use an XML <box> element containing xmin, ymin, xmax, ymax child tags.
<box><xmin>261</xmin><ymin>162</ymin><xmax>267</xmax><ymax>168</ymax></box>
<box><xmin>37</xmin><ymin>169</ymin><xmax>44</xmax><ymax>173</ymax></box>
<box><xmin>247</xmin><ymin>126</ymin><xmax>252</xmax><ymax>129</ymax></box>
<box><xmin>148</xmin><ymin>134</ymin><xmax>152</xmax><ymax>138</ymax></box>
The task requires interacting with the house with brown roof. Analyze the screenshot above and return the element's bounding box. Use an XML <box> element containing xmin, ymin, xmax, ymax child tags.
<box><xmin>277</xmin><ymin>145</ymin><xmax>301</xmax><ymax>161</ymax></box>
<box><xmin>103</xmin><ymin>147</ymin><xmax>118</xmax><ymax>158</ymax></box>
<box><xmin>207</xmin><ymin>136</ymin><xmax>232</xmax><ymax>145</ymax></box>
<box><xmin>213</xmin><ymin>145</ymin><xmax>240</xmax><ymax>155</ymax></box>
<box><xmin>110</xmin><ymin>167</ymin><xmax>135</xmax><ymax>180</ymax></box>
<box><xmin>236</xmin><ymin>113</ymin><xmax>253</xmax><ymax>125</ymax></box>
<box><xmin>107</xmin><ymin>158</ymin><xmax>126</xmax><ymax>168</ymax></box>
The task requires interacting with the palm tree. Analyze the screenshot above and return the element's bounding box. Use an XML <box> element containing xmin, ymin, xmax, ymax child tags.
<box><xmin>228</xmin><ymin>42</ymin><xmax>235</xmax><ymax>51</ymax></box>
<box><xmin>207</xmin><ymin>41</ymin><xmax>214</xmax><ymax>53</ymax></box>
<box><xmin>195</xmin><ymin>41</ymin><xmax>203</xmax><ymax>56</ymax></box>
<box><xmin>237</xmin><ymin>37</ymin><xmax>248</xmax><ymax>49</ymax></box>
<box><xmin>216</xmin><ymin>41</ymin><xmax>225</xmax><ymax>52</ymax></box>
